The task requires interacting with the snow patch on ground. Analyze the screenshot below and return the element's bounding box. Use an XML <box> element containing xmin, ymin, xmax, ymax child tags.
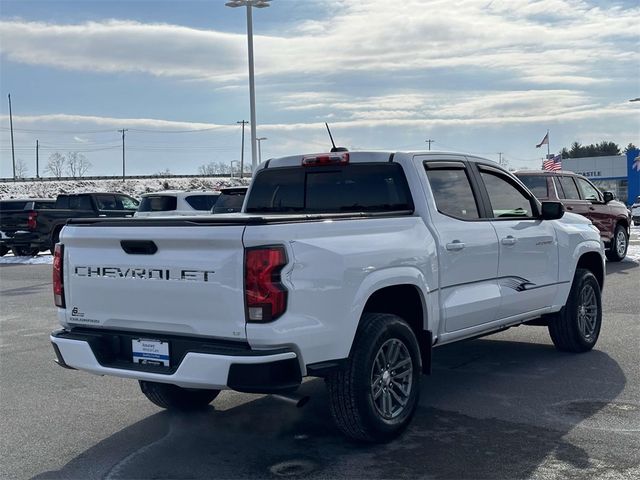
<box><xmin>0</xmin><ymin>253</ymin><xmax>53</xmax><ymax>265</ymax></box>
<box><xmin>626</xmin><ymin>225</ymin><xmax>640</xmax><ymax>263</ymax></box>
<box><xmin>0</xmin><ymin>176</ymin><xmax>249</xmax><ymax>200</ymax></box>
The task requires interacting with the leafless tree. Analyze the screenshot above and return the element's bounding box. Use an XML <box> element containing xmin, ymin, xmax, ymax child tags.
<box><xmin>15</xmin><ymin>159</ymin><xmax>29</xmax><ymax>179</ymax></box>
<box><xmin>66</xmin><ymin>152</ymin><xmax>92</xmax><ymax>178</ymax></box>
<box><xmin>45</xmin><ymin>152</ymin><xmax>66</xmax><ymax>178</ymax></box>
<box><xmin>198</xmin><ymin>161</ymin><xmax>233</xmax><ymax>175</ymax></box>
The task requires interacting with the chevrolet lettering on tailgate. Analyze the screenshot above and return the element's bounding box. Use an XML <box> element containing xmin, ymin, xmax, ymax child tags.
<box><xmin>74</xmin><ymin>266</ymin><xmax>215</xmax><ymax>282</ymax></box>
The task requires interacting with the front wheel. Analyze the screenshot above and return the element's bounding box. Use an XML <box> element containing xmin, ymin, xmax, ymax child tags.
<box><xmin>139</xmin><ymin>380</ymin><xmax>220</xmax><ymax>411</ymax></box>
<box><xmin>605</xmin><ymin>224</ymin><xmax>628</xmax><ymax>262</ymax></box>
<box><xmin>326</xmin><ymin>313</ymin><xmax>421</xmax><ymax>442</ymax></box>
<box><xmin>548</xmin><ymin>268</ymin><xmax>602</xmax><ymax>352</ymax></box>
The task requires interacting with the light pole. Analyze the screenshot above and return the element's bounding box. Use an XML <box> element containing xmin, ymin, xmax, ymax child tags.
<box><xmin>257</xmin><ymin>137</ymin><xmax>267</xmax><ymax>163</ymax></box>
<box><xmin>225</xmin><ymin>0</ymin><xmax>270</xmax><ymax>174</ymax></box>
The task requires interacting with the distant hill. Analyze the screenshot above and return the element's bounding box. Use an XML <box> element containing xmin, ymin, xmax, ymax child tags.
<box><xmin>0</xmin><ymin>176</ymin><xmax>250</xmax><ymax>200</ymax></box>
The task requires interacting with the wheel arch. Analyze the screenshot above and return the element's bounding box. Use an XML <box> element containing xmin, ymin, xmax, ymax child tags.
<box><xmin>576</xmin><ymin>251</ymin><xmax>605</xmax><ymax>291</ymax></box>
<box><xmin>358</xmin><ymin>281</ymin><xmax>433</xmax><ymax>374</ymax></box>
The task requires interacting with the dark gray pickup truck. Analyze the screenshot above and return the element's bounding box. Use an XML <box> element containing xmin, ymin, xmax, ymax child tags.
<box><xmin>0</xmin><ymin>193</ymin><xmax>138</xmax><ymax>256</ymax></box>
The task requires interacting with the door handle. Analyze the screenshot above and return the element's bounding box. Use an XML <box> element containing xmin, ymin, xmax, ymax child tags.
<box><xmin>446</xmin><ymin>241</ymin><xmax>465</xmax><ymax>251</ymax></box>
<box><xmin>566</xmin><ymin>206</ymin><xmax>573</xmax><ymax>211</ymax></box>
<box><xmin>501</xmin><ymin>236</ymin><xmax>517</xmax><ymax>246</ymax></box>
<box><xmin>589</xmin><ymin>207</ymin><xmax>595</xmax><ymax>211</ymax></box>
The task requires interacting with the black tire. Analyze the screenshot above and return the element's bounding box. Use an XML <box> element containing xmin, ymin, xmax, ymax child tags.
<box><xmin>0</xmin><ymin>246</ymin><xmax>8</xmax><ymax>257</ymax></box>
<box><xmin>139</xmin><ymin>380</ymin><xmax>220</xmax><ymax>411</ymax></box>
<box><xmin>50</xmin><ymin>227</ymin><xmax>63</xmax><ymax>251</ymax></box>
<box><xmin>326</xmin><ymin>313</ymin><xmax>421</xmax><ymax>442</ymax></box>
<box><xmin>605</xmin><ymin>224</ymin><xmax>628</xmax><ymax>262</ymax></box>
<box><xmin>548</xmin><ymin>268</ymin><xmax>602</xmax><ymax>353</ymax></box>
<box><xmin>12</xmin><ymin>247</ymin><xmax>38</xmax><ymax>257</ymax></box>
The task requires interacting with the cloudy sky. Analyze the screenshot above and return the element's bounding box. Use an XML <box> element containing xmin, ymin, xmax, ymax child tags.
<box><xmin>1</xmin><ymin>0</ymin><xmax>638</xmax><ymax>177</ymax></box>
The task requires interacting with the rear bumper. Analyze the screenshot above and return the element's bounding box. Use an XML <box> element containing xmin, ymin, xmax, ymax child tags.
<box><xmin>50</xmin><ymin>329</ymin><xmax>301</xmax><ymax>392</ymax></box>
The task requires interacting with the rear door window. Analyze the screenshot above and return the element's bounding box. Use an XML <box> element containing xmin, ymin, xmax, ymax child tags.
<box><xmin>138</xmin><ymin>196</ymin><xmax>178</xmax><ymax>212</ymax></box>
<box><xmin>69</xmin><ymin>195</ymin><xmax>93</xmax><ymax>210</ymax></box>
<box><xmin>517</xmin><ymin>175</ymin><xmax>548</xmax><ymax>199</ymax></box>
<box><xmin>246</xmin><ymin>163</ymin><xmax>413</xmax><ymax>213</ymax></box>
<box><xmin>424</xmin><ymin>166</ymin><xmax>480</xmax><ymax>220</ymax></box>
<box><xmin>185</xmin><ymin>195</ymin><xmax>219</xmax><ymax>211</ymax></box>
<box><xmin>557</xmin><ymin>177</ymin><xmax>581</xmax><ymax>200</ymax></box>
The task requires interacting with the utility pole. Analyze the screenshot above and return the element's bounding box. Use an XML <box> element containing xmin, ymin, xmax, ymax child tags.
<box><xmin>425</xmin><ymin>139</ymin><xmax>434</xmax><ymax>151</ymax></box>
<box><xmin>498</xmin><ymin>152</ymin><xmax>508</xmax><ymax>169</ymax></box>
<box><xmin>36</xmin><ymin>140</ymin><xmax>40</xmax><ymax>178</ymax></box>
<box><xmin>8</xmin><ymin>94</ymin><xmax>16</xmax><ymax>180</ymax></box>
<box><xmin>237</xmin><ymin>120</ymin><xmax>248</xmax><ymax>179</ymax></box>
<box><xmin>118</xmin><ymin>129</ymin><xmax>128</xmax><ymax>181</ymax></box>
<box><xmin>257</xmin><ymin>137</ymin><xmax>267</xmax><ymax>164</ymax></box>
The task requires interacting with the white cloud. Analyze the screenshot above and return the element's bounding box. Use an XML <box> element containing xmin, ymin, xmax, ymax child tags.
<box><xmin>1</xmin><ymin>0</ymin><xmax>637</xmax><ymax>86</ymax></box>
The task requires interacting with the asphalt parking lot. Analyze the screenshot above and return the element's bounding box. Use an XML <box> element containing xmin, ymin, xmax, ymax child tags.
<box><xmin>1</xmin><ymin>258</ymin><xmax>639</xmax><ymax>480</ymax></box>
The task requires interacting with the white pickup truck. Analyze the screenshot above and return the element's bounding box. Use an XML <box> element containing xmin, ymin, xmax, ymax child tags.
<box><xmin>50</xmin><ymin>151</ymin><xmax>605</xmax><ymax>442</ymax></box>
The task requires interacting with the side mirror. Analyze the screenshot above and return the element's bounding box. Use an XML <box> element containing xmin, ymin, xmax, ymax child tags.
<box><xmin>541</xmin><ymin>201</ymin><xmax>564</xmax><ymax>220</ymax></box>
<box><xmin>603</xmin><ymin>191</ymin><xmax>615</xmax><ymax>203</ymax></box>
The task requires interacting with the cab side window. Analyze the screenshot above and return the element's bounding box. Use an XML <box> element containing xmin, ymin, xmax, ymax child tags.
<box><xmin>575</xmin><ymin>178</ymin><xmax>601</xmax><ymax>202</ymax></box>
<box><xmin>557</xmin><ymin>176</ymin><xmax>581</xmax><ymax>200</ymax></box>
<box><xmin>479</xmin><ymin>169</ymin><xmax>535</xmax><ymax>219</ymax></box>
<box><xmin>424</xmin><ymin>165</ymin><xmax>480</xmax><ymax>220</ymax></box>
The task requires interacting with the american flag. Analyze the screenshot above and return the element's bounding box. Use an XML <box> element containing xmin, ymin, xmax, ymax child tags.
<box><xmin>543</xmin><ymin>154</ymin><xmax>562</xmax><ymax>171</ymax></box>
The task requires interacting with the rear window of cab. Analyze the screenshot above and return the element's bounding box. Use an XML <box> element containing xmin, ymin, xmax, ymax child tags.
<box><xmin>138</xmin><ymin>196</ymin><xmax>178</xmax><ymax>212</ymax></box>
<box><xmin>245</xmin><ymin>163</ymin><xmax>414</xmax><ymax>214</ymax></box>
<box><xmin>517</xmin><ymin>175</ymin><xmax>549</xmax><ymax>199</ymax></box>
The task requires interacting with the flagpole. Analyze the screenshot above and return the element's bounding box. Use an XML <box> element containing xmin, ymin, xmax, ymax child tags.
<box><xmin>547</xmin><ymin>129</ymin><xmax>550</xmax><ymax>159</ymax></box>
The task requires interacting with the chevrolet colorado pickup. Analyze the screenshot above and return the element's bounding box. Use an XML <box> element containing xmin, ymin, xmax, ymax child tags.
<box><xmin>50</xmin><ymin>151</ymin><xmax>605</xmax><ymax>442</ymax></box>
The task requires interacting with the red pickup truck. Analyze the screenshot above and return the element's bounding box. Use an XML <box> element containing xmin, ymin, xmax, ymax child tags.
<box><xmin>515</xmin><ymin>170</ymin><xmax>631</xmax><ymax>261</ymax></box>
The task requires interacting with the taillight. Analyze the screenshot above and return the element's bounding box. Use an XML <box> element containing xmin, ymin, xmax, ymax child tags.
<box><xmin>27</xmin><ymin>211</ymin><xmax>37</xmax><ymax>230</ymax></box>
<box><xmin>53</xmin><ymin>244</ymin><xmax>65</xmax><ymax>308</ymax></box>
<box><xmin>244</xmin><ymin>246</ymin><xmax>288</xmax><ymax>322</ymax></box>
<box><xmin>302</xmin><ymin>152</ymin><xmax>349</xmax><ymax>167</ymax></box>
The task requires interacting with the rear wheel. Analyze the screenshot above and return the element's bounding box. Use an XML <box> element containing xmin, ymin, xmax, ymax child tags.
<box><xmin>326</xmin><ymin>313</ymin><xmax>421</xmax><ymax>442</ymax></box>
<box><xmin>548</xmin><ymin>268</ymin><xmax>602</xmax><ymax>352</ymax></box>
<box><xmin>139</xmin><ymin>381</ymin><xmax>220</xmax><ymax>411</ymax></box>
<box><xmin>0</xmin><ymin>246</ymin><xmax>8</xmax><ymax>257</ymax></box>
<box><xmin>605</xmin><ymin>224</ymin><xmax>628</xmax><ymax>262</ymax></box>
<box><xmin>12</xmin><ymin>247</ymin><xmax>39</xmax><ymax>257</ymax></box>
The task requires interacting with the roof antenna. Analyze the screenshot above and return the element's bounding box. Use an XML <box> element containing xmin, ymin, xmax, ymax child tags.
<box><xmin>325</xmin><ymin>123</ymin><xmax>348</xmax><ymax>152</ymax></box>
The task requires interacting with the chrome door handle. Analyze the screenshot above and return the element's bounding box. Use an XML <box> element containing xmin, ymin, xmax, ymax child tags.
<box><xmin>446</xmin><ymin>241</ymin><xmax>465</xmax><ymax>251</ymax></box>
<box><xmin>501</xmin><ymin>236</ymin><xmax>517</xmax><ymax>246</ymax></box>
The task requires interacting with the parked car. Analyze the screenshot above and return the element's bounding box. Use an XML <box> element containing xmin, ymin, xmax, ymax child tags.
<box><xmin>631</xmin><ymin>196</ymin><xmax>640</xmax><ymax>226</ymax></box>
<box><xmin>134</xmin><ymin>191</ymin><xmax>220</xmax><ymax>217</ymax></box>
<box><xmin>51</xmin><ymin>151</ymin><xmax>604</xmax><ymax>442</ymax></box>
<box><xmin>212</xmin><ymin>186</ymin><xmax>247</xmax><ymax>214</ymax></box>
<box><xmin>515</xmin><ymin>170</ymin><xmax>631</xmax><ymax>261</ymax></box>
<box><xmin>3</xmin><ymin>193</ymin><xmax>138</xmax><ymax>256</ymax></box>
<box><xmin>0</xmin><ymin>199</ymin><xmax>56</xmax><ymax>256</ymax></box>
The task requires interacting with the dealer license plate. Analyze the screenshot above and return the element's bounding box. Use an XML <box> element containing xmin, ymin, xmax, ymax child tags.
<box><xmin>132</xmin><ymin>338</ymin><xmax>170</xmax><ymax>367</ymax></box>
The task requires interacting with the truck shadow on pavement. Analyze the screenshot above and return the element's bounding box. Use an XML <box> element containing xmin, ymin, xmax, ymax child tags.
<box><xmin>34</xmin><ymin>339</ymin><xmax>634</xmax><ymax>480</ymax></box>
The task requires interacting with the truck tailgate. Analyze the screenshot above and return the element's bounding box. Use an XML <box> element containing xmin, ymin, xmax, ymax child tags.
<box><xmin>62</xmin><ymin>224</ymin><xmax>247</xmax><ymax>340</ymax></box>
